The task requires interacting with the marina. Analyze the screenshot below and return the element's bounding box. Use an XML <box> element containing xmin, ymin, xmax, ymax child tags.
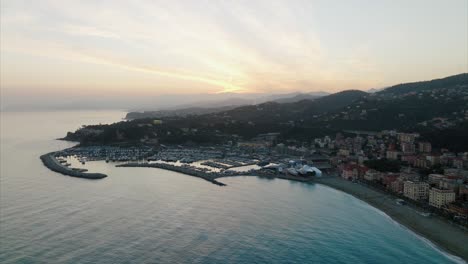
<box><xmin>44</xmin><ymin>145</ymin><xmax>322</xmax><ymax>185</ymax></box>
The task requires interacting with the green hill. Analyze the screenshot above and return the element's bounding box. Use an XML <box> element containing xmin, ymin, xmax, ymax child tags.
<box><xmin>64</xmin><ymin>73</ymin><xmax>468</xmax><ymax>149</ymax></box>
<box><xmin>378</xmin><ymin>73</ymin><xmax>468</xmax><ymax>95</ymax></box>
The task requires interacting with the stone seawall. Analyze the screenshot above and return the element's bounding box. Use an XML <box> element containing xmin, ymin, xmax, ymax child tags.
<box><xmin>117</xmin><ymin>163</ymin><xmax>226</xmax><ymax>186</ymax></box>
<box><xmin>40</xmin><ymin>152</ymin><xmax>107</xmax><ymax>179</ymax></box>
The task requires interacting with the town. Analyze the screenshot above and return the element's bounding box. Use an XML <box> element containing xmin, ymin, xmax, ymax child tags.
<box><xmin>317</xmin><ymin>130</ymin><xmax>468</xmax><ymax>226</ymax></box>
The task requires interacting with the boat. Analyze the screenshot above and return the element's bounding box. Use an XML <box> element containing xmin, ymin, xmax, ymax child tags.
<box><xmin>287</xmin><ymin>168</ymin><xmax>298</xmax><ymax>176</ymax></box>
<box><xmin>395</xmin><ymin>199</ymin><xmax>406</xmax><ymax>205</ymax></box>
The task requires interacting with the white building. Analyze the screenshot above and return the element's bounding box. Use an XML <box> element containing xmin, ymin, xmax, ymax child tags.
<box><xmin>429</xmin><ymin>188</ymin><xmax>455</xmax><ymax>208</ymax></box>
<box><xmin>403</xmin><ymin>181</ymin><xmax>429</xmax><ymax>201</ymax></box>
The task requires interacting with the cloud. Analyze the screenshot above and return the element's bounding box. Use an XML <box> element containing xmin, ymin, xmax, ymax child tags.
<box><xmin>2</xmin><ymin>0</ymin><xmax>465</xmax><ymax>97</ymax></box>
<box><xmin>62</xmin><ymin>25</ymin><xmax>121</xmax><ymax>39</ymax></box>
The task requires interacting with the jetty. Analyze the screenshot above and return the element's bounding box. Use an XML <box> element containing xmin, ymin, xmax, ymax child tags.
<box><xmin>117</xmin><ymin>162</ymin><xmax>227</xmax><ymax>186</ymax></box>
<box><xmin>116</xmin><ymin>162</ymin><xmax>316</xmax><ymax>186</ymax></box>
<box><xmin>40</xmin><ymin>152</ymin><xmax>107</xmax><ymax>179</ymax></box>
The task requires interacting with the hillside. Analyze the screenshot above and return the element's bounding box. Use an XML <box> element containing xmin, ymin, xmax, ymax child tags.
<box><xmin>272</xmin><ymin>92</ymin><xmax>328</xmax><ymax>104</ymax></box>
<box><xmin>64</xmin><ymin>73</ymin><xmax>468</xmax><ymax>147</ymax></box>
<box><xmin>205</xmin><ymin>90</ymin><xmax>368</xmax><ymax>124</ymax></box>
<box><xmin>379</xmin><ymin>73</ymin><xmax>468</xmax><ymax>95</ymax></box>
<box><xmin>125</xmin><ymin>105</ymin><xmax>242</xmax><ymax>120</ymax></box>
<box><xmin>126</xmin><ymin>92</ymin><xmax>329</xmax><ymax>120</ymax></box>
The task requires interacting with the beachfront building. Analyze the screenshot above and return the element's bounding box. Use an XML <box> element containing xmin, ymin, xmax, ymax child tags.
<box><xmin>364</xmin><ymin>169</ymin><xmax>381</xmax><ymax>182</ymax></box>
<box><xmin>389</xmin><ymin>178</ymin><xmax>405</xmax><ymax>193</ymax></box>
<box><xmin>341</xmin><ymin>163</ymin><xmax>367</xmax><ymax>180</ymax></box>
<box><xmin>429</xmin><ymin>188</ymin><xmax>456</xmax><ymax>208</ymax></box>
<box><xmin>403</xmin><ymin>181</ymin><xmax>429</xmax><ymax>201</ymax></box>
<box><xmin>341</xmin><ymin>166</ymin><xmax>358</xmax><ymax>180</ymax></box>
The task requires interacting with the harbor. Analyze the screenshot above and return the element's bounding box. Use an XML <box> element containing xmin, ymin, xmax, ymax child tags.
<box><xmin>41</xmin><ymin>145</ymin><xmax>323</xmax><ymax>186</ymax></box>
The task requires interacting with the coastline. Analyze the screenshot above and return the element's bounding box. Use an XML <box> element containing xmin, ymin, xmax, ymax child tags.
<box><xmin>115</xmin><ymin>163</ymin><xmax>467</xmax><ymax>261</ymax></box>
<box><xmin>315</xmin><ymin>177</ymin><xmax>468</xmax><ymax>263</ymax></box>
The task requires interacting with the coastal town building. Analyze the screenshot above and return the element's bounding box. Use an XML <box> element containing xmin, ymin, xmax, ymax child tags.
<box><xmin>403</xmin><ymin>181</ymin><xmax>429</xmax><ymax>201</ymax></box>
<box><xmin>447</xmin><ymin>202</ymin><xmax>468</xmax><ymax>217</ymax></box>
<box><xmin>439</xmin><ymin>178</ymin><xmax>461</xmax><ymax>192</ymax></box>
<box><xmin>364</xmin><ymin>169</ymin><xmax>381</xmax><ymax>181</ymax></box>
<box><xmin>389</xmin><ymin>178</ymin><xmax>405</xmax><ymax>193</ymax></box>
<box><xmin>413</xmin><ymin>157</ymin><xmax>428</xmax><ymax>168</ymax></box>
<box><xmin>428</xmin><ymin>174</ymin><xmax>446</xmax><ymax>185</ymax></box>
<box><xmin>429</xmin><ymin>188</ymin><xmax>456</xmax><ymax>208</ymax></box>
<box><xmin>401</xmin><ymin>143</ymin><xmax>415</xmax><ymax>154</ymax></box>
<box><xmin>382</xmin><ymin>173</ymin><xmax>399</xmax><ymax>187</ymax></box>
<box><xmin>426</xmin><ymin>155</ymin><xmax>440</xmax><ymax>166</ymax></box>
<box><xmin>386</xmin><ymin>150</ymin><xmax>399</xmax><ymax>160</ymax></box>
<box><xmin>338</xmin><ymin>149</ymin><xmax>350</xmax><ymax>157</ymax></box>
<box><xmin>341</xmin><ymin>166</ymin><xmax>358</xmax><ymax>180</ymax></box>
<box><xmin>459</xmin><ymin>185</ymin><xmax>468</xmax><ymax>201</ymax></box>
<box><xmin>418</xmin><ymin>142</ymin><xmax>432</xmax><ymax>153</ymax></box>
<box><xmin>398</xmin><ymin>133</ymin><xmax>419</xmax><ymax>144</ymax></box>
<box><xmin>341</xmin><ymin>163</ymin><xmax>367</xmax><ymax>180</ymax></box>
<box><xmin>401</xmin><ymin>154</ymin><xmax>416</xmax><ymax>164</ymax></box>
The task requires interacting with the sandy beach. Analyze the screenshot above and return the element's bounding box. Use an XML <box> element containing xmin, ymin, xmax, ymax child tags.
<box><xmin>315</xmin><ymin>176</ymin><xmax>468</xmax><ymax>262</ymax></box>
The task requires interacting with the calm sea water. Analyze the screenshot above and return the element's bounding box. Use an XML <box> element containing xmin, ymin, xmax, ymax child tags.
<box><xmin>0</xmin><ymin>111</ymin><xmax>463</xmax><ymax>264</ymax></box>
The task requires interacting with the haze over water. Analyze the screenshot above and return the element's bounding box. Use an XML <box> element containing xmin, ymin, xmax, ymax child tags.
<box><xmin>0</xmin><ymin>111</ymin><xmax>462</xmax><ymax>263</ymax></box>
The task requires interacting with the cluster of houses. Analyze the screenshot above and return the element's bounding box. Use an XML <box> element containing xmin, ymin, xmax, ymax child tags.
<box><xmin>311</xmin><ymin>131</ymin><xmax>468</xmax><ymax>218</ymax></box>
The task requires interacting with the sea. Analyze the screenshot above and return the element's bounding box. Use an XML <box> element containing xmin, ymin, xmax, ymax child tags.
<box><xmin>0</xmin><ymin>111</ymin><xmax>464</xmax><ymax>264</ymax></box>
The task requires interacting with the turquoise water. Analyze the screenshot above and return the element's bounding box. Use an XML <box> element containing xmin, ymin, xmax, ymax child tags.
<box><xmin>0</xmin><ymin>111</ymin><xmax>463</xmax><ymax>263</ymax></box>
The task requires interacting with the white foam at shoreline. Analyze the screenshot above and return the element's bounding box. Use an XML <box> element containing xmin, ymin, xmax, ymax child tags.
<box><xmin>318</xmin><ymin>183</ymin><xmax>466</xmax><ymax>264</ymax></box>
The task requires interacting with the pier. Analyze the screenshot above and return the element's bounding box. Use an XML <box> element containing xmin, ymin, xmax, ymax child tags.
<box><xmin>117</xmin><ymin>162</ymin><xmax>227</xmax><ymax>186</ymax></box>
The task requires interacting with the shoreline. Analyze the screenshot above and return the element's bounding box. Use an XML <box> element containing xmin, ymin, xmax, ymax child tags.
<box><xmin>315</xmin><ymin>177</ymin><xmax>468</xmax><ymax>263</ymax></box>
<box><xmin>115</xmin><ymin>163</ymin><xmax>468</xmax><ymax>261</ymax></box>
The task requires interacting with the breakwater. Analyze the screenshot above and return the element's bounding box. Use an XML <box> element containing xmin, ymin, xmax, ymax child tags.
<box><xmin>117</xmin><ymin>162</ymin><xmax>316</xmax><ymax>186</ymax></box>
<box><xmin>117</xmin><ymin>163</ymin><xmax>227</xmax><ymax>186</ymax></box>
<box><xmin>40</xmin><ymin>152</ymin><xmax>107</xmax><ymax>179</ymax></box>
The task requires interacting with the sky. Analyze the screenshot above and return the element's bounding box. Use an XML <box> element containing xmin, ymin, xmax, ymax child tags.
<box><xmin>1</xmin><ymin>0</ymin><xmax>467</xmax><ymax>110</ymax></box>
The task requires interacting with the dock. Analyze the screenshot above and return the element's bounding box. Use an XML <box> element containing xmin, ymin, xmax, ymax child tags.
<box><xmin>117</xmin><ymin>162</ymin><xmax>227</xmax><ymax>186</ymax></box>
